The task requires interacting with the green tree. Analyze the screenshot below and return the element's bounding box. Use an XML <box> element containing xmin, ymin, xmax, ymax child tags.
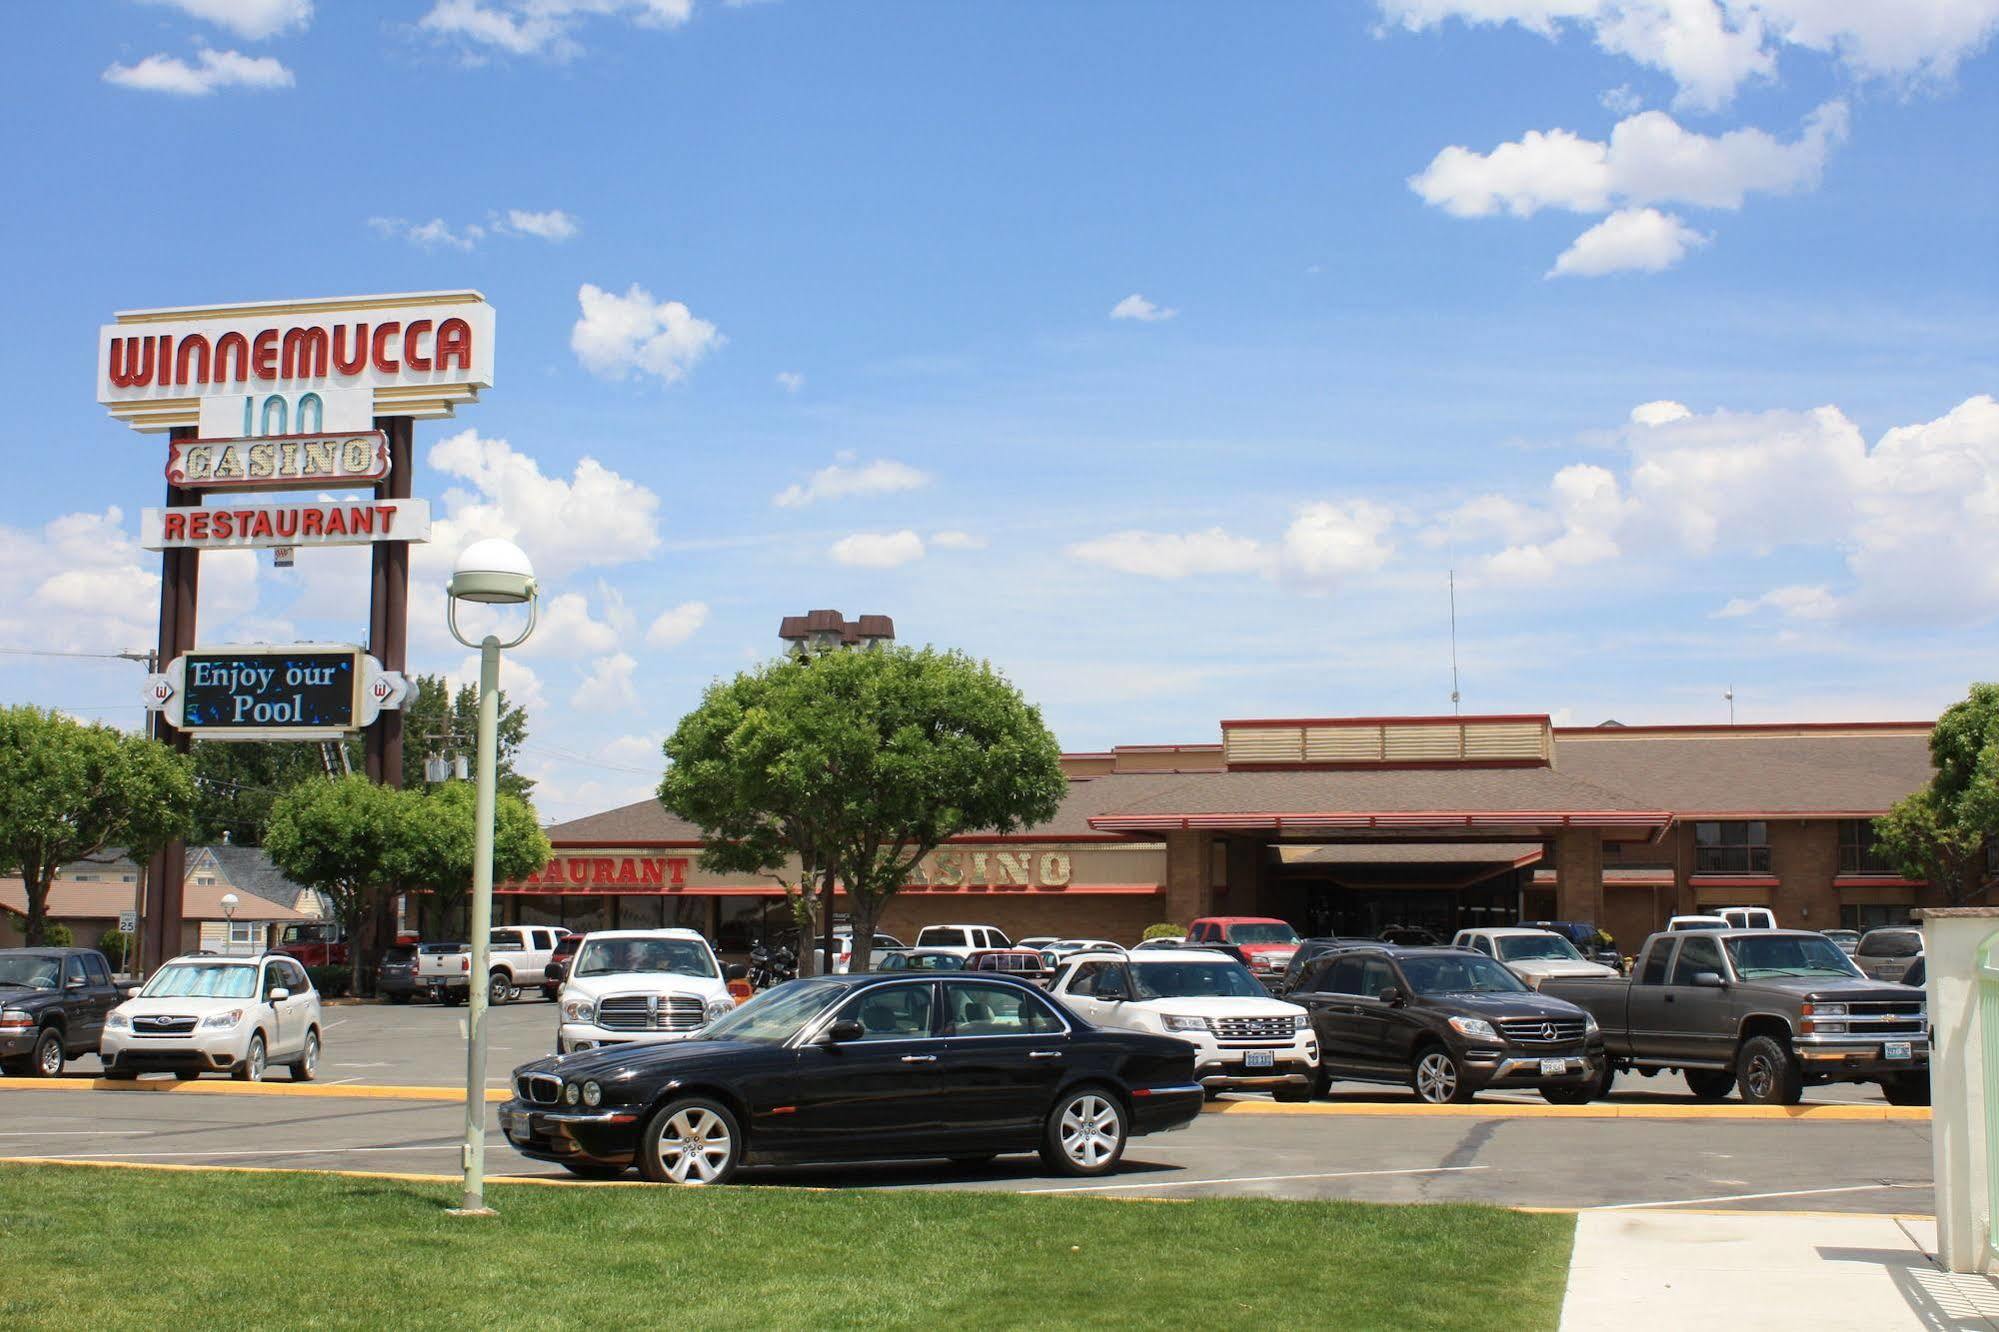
<box><xmin>1875</xmin><ymin>683</ymin><xmax>1999</xmax><ymax>906</ymax></box>
<box><xmin>263</xmin><ymin>775</ymin><xmax>415</xmax><ymax>994</ymax></box>
<box><xmin>397</xmin><ymin>781</ymin><xmax>551</xmax><ymax>938</ymax></box>
<box><xmin>661</xmin><ymin>647</ymin><xmax>1067</xmax><ymax>973</ymax></box>
<box><xmin>400</xmin><ymin>673</ymin><xmax>534</xmax><ymax>800</ymax></box>
<box><xmin>0</xmin><ymin>707</ymin><xmax>195</xmax><ymax>946</ymax></box>
<box><xmin>191</xmin><ymin>739</ymin><xmax>338</xmax><ymax>845</ymax></box>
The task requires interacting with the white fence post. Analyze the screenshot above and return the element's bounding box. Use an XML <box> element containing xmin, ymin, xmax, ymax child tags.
<box><xmin>1922</xmin><ymin>907</ymin><xmax>1999</xmax><ymax>1274</ymax></box>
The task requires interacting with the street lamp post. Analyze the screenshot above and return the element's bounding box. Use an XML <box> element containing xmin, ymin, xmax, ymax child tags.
<box><xmin>444</xmin><ymin>538</ymin><xmax>539</xmax><ymax>1217</ymax></box>
<box><xmin>220</xmin><ymin>892</ymin><xmax>238</xmax><ymax>955</ymax></box>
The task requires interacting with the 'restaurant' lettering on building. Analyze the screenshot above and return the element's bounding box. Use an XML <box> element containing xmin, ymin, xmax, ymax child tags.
<box><xmin>503</xmin><ymin>856</ymin><xmax>691</xmax><ymax>892</ymax></box>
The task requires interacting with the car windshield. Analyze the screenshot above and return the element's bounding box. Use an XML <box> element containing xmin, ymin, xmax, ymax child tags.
<box><xmin>1225</xmin><ymin>923</ymin><xmax>1299</xmax><ymax>945</ymax></box>
<box><xmin>1675</xmin><ymin>920</ymin><xmax>1726</xmax><ymax>930</ymax></box>
<box><xmin>1130</xmin><ymin>961</ymin><xmax>1266</xmax><ymax>999</ymax></box>
<box><xmin>1858</xmin><ymin>931</ymin><xmax>1922</xmax><ymax>959</ymax></box>
<box><xmin>1497</xmin><ymin>935</ymin><xmax>1585</xmax><ymax>963</ymax></box>
<box><xmin>1726</xmin><ymin>935</ymin><xmax>1863</xmax><ymax>979</ymax></box>
<box><xmin>142</xmin><ymin>962</ymin><xmax>258</xmax><ymax>998</ymax></box>
<box><xmin>572</xmin><ymin>938</ymin><xmax>716</xmax><ymax>979</ymax></box>
<box><xmin>904</xmin><ymin>953</ymin><xmax>965</xmax><ymax>971</ymax></box>
<box><xmin>0</xmin><ymin>955</ymin><xmax>62</xmax><ymax>989</ymax></box>
<box><xmin>1398</xmin><ymin>954</ymin><xmax>1530</xmax><ymax>996</ymax></box>
<box><xmin>699</xmin><ymin>982</ymin><xmax>844</xmax><ymax>1044</ymax></box>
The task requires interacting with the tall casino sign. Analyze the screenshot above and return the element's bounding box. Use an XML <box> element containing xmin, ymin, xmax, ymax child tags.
<box><xmin>100</xmin><ymin>291</ymin><xmax>495</xmax><ymax>976</ymax></box>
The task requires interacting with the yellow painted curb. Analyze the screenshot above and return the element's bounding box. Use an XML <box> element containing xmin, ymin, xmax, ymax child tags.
<box><xmin>1201</xmin><ymin>1099</ymin><xmax>1929</xmax><ymax>1122</ymax></box>
<box><xmin>0</xmin><ymin>1077</ymin><xmax>508</xmax><ymax>1104</ymax></box>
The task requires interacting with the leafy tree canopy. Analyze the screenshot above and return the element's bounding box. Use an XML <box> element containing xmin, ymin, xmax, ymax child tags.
<box><xmin>264</xmin><ymin>775</ymin><xmax>414</xmax><ymax>990</ymax></box>
<box><xmin>398</xmin><ymin>781</ymin><xmax>551</xmax><ymax>934</ymax></box>
<box><xmin>0</xmin><ymin>706</ymin><xmax>194</xmax><ymax>945</ymax></box>
<box><xmin>1875</xmin><ymin>683</ymin><xmax>1999</xmax><ymax>906</ymax></box>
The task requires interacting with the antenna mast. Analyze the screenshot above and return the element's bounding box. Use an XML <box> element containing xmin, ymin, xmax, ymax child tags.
<box><xmin>1448</xmin><ymin>569</ymin><xmax>1462</xmax><ymax>715</ymax></box>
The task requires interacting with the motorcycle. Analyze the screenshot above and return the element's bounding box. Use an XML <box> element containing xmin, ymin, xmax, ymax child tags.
<box><xmin>748</xmin><ymin>944</ymin><xmax>798</xmax><ymax>990</ymax></box>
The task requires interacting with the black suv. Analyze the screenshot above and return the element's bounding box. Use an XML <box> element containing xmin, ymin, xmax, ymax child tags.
<box><xmin>1290</xmin><ymin>945</ymin><xmax>1606</xmax><ymax>1105</ymax></box>
<box><xmin>0</xmin><ymin>947</ymin><xmax>123</xmax><ymax>1078</ymax></box>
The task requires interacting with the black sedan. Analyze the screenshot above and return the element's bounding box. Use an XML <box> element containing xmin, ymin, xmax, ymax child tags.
<box><xmin>500</xmin><ymin>973</ymin><xmax>1203</xmax><ymax>1184</ymax></box>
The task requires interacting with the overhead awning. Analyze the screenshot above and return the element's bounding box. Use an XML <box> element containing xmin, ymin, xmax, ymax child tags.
<box><xmin>1279</xmin><ymin>843</ymin><xmax>1542</xmax><ymax>868</ymax></box>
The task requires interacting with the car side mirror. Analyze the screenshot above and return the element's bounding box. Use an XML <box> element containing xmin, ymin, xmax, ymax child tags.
<box><xmin>1377</xmin><ymin>986</ymin><xmax>1404</xmax><ymax>1006</ymax></box>
<box><xmin>1689</xmin><ymin>971</ymin><xmax>1725</xmax><ymax>988</ymax></box>
<box><xmin>123</xmin><ymin>985</ymin><xmax>141</xmax><ymax>998</ymax></box>
<box><xmin>67</xmin><ymin>977</ymin><xmax>86</xmax><ymax>989</ymax></box>
<box><xmin>725</xmin><ymin>963</ymin><xmax>749</xmax><ymax>982</ymax></box>
<box><xmin>269</xmin><ymin>987</ymin><xmax>291</xmax><ymax>1002</ymax></box>
<box><xmin>820</xmin><ymin>1019</ymin><xmax>866</xmax><ymax>1045</ymax></box>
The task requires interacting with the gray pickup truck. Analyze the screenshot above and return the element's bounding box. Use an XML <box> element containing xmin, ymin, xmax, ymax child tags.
<box><xmin>1540</xmin><ymin>928</ymin><xmax>1928</xmax><ymax>1107</ymax></box>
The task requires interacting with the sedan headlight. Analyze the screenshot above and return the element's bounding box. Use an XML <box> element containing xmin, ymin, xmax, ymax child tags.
<box><xmin>563</xmin><ymin>1081</ymin><xmax>581</xmax><ymax>1105</ymax></box>
<box><xmin>703</xmin><ymin>998</ymin><xmax>735</xmax><ymax>1022</ymax></box>
<box><xmin>560</xmin><ymin>996</ymin><xmax>595</xmax><ymax>1024</ymax></box>
<box><xmin>199</xmin><ymin>1009</ymin><xmax>245</xmax><ymax>1030</ymax></box>
<box><xmin>105</xmin><ymin>1010</ymin><xmax>131</xmax><ymax>1030</ymax></box>
<box><xmin>1162</xmin><ymin>1014</ymin><xmax>1211</xmax><ymax>1032</ymax></box>
<box><xmin>582</xmin><ymin>1080</ymin><xmax>603</xmax><ymax>1107</ymax></box>
<box><xmin>1448</xmin><ymin>1016</ymin><xmax>1499</xmax><ymax>1042</ymax></box>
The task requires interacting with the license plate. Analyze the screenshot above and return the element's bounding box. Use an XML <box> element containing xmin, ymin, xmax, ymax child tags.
<box><xmin>1539</xmin><ymin>1058</ymin><xmax>1567</xmax><ymax>1076</ymax></box>
<box><xmin>1884</xmin><ymin>1041</ymin><xmax>1912</xmax><ymax>1060</ymax></box>
<box><xmin>1244</xmin><ymin>1050</ymin><xmax>1275</xmax><ymax>1069</ymax></box>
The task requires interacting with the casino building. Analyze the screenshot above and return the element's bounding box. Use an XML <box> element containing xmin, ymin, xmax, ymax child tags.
<box><xmin>498</xmin><ymin>712</ymin><xmax>1967</xmax><ymax>953</ymax></box>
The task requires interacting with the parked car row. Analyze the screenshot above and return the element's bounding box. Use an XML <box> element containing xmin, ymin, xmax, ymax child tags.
<box><xmin>0</xmin><ymin>946</ymin><xmax>324</xmax><ymax>1083</ymax></box>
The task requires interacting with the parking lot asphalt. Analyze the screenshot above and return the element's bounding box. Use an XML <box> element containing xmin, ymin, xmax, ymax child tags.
<box><xmin>0</xmin><ymin>1092</ymin><xmax>1933</xmax><ymax>1214</ymax></box>
<box><xmin>11</xmin><ymin>996</ymin><xmax>1930</xmax><ymax>1212</ymax></box>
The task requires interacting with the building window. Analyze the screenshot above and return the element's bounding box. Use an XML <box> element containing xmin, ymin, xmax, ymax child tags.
<box><xmin>1694</xmin><ymin>821</ymin><xmax>1770</xmax><ymax>874</ymax></box>
<box><xmin>1837</xmin><ymin>820</ymin><xmax>1900</xmax><ymax>876</ymax></box>
<box><xmin>228</xmin><ymin>922</ymin><xmax>257</xmax><ymax>954</ymax></box>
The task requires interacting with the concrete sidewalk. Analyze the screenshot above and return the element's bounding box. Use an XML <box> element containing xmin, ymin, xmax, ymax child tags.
<box><xmin>1562</xmin><ymin>1210</ymin><xmax>1999</xmax><ymax>1331</ymax></box>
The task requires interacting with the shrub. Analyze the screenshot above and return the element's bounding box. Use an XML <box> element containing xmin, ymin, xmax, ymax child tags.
<box><xmin>305</xmin><ymin>965</ymin><xmax>352</xmax><ymax>999</ymax></box>
<box><xmin>1141</xmin><ymin>922</ymin><xmax>1183</xmax><ymax>941</ymax></box>
<box><xmin>96</xmin><ymin>929</ymin><xmax>130</xmax><ymax>970</ymax></box>
<box><xmin>43</xmin><ymin>921</ymin><xmax>74</xmax><ymax>947</ymax></box>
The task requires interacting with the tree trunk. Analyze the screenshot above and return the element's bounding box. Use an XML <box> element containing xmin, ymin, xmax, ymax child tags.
<box><xmin>23</xmin><ymin>870</ymin><xmax>51</xmax><ymax>946</ymax></box>
<box><xmin>848</xmin><ymin>893</ymin><xmax>885</xmax><ymax>975</ymax></box>
<box><xmin>787</xmin><ymin>886</ymin><xmax>819</xmax><ymax>977</ymax></box>
<box><xmin>818</xmin><ymin>865</ymin><xmax>839</xmax><ymax>976</ymax></box>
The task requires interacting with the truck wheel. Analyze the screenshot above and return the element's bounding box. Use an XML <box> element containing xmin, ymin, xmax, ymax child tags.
<box><xmin>1880</xmin><ymin>1073</ymin><xmax>1930</xmax><ymax>1107</ymax></box>
<box><xmin>1541</xmin><ymin>1060</ymin><xmax>1612</xmax><ymax>1105</ymax></box>
<box><xmin>1683</xmin><ymin>1069</ymin><xmax>1736</xmax><ymax>1101</ymax></box>
<box><xmin>1736</xmin><ymin>1036</ymin><xmax>1802</xmax><ymax>1106</ymax></box>
<box><xmin>1411</xmin><ymin>1045</ymin><xmax>1477</xmax><ymax>1104</ymax></box>
<box><xmin>1272</xmin><ymin>1084</ymin><xmax>1313</xmax><ymax>1103</ymax></box>
<box><xmin>488</xmin><ymin>971</ymin><xmax>512</xmax><ymax>1006</ymax></box>
<box><xmin>30</xmin><ymin>1028</ymin><xmax>64</xmax><ymax>1078</ymax></box>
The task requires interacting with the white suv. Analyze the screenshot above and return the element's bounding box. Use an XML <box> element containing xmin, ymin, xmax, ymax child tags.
<box><xmin>914</xmin><ymin>924</ymin><xmax>1013</xmax><ymax>957</ymax></box>
<box><xmin>556</xmin><ymin>930</ymin><xmax>737</xmax><ymax>1054</ymax></box>
<box><xmin>1051</xmin><ymin>950</ymin><xmax>1317</xmax><ymax>1101</ymax></box>
<box><xmin>100</xmin><ymin>953</ymin><xmax>322</xmax><ymax>1082</ymax></box>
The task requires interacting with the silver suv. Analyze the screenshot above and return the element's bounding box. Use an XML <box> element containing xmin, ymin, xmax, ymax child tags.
<box><xmin>101</xmin><ymin>953</ymin><xmax>323</xmax><ymax>1082</ymax></box>
<box><xmin>1854</xmin><ymin>928</ymin><xmax>1924</xmax><ymax>984</ymax></box>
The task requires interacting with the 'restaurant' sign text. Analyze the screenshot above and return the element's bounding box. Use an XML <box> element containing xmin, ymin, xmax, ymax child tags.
<box><xmin>141</xmin><ymin>499</ymin><xmax>430</xmax><ymax>551</ymax></box>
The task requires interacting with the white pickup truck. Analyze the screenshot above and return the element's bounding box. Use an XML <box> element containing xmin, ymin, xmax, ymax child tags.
<box><xmin>555</xmin><ymin>929</ymin><xmax>739</xmax><ymax>1054</ymax></box>
<box><xmin>486</xmin><ymin>926</ymin><xmax>570</xmax><ymax>1005</ymax></box>
<box><xmin>913</xmin><ymin>924</ymin><xmax>1013</xmax><ymax>957</ymax></box>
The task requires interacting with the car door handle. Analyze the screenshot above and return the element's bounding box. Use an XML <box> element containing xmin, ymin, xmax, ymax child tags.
<box><xmin>1028</xmin><ymin>1051</ymin><xmax>1062</xmax><ymax>1060</ymax></box>
<box><xmin>1664</xmin><ymin>994</ymin><xmax>1676</xmax><ymax>1003</ymax></box>
<box><xmin>900</xmin><ymin>1054</ymin><xmax>937</xmax><ymax>1064</ymax></box>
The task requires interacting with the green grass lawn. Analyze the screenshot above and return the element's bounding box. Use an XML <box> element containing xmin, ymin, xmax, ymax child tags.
<box><xmin>0</xmin><ymin>1163</ymin><xmax>1573</xmax><ymax>1330</ymax></box>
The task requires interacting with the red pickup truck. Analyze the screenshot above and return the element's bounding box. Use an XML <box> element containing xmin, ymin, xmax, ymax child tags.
<box><xmin>274</xmin><ymin>922</ymin><xmax>348</xmax><ymax>968</ymax></box>
<box><xmin>1185</xmin><ymin>916</ymin><xmax>1302</xmax><ymax>983</ymax></box>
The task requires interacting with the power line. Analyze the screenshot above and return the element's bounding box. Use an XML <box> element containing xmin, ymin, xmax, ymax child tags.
<box><xmin>0</xmin><ymin>647</ymin><xmax>154</xmax><ymax>665</ymax></box>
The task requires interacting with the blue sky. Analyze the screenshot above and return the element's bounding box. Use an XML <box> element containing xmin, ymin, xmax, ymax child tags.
<box><xmin>3</xmin><ymin>1</ymin><xmax>1997</xmax><ymax>820</ymax></box>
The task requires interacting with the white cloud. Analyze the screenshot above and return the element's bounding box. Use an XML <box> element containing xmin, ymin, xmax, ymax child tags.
<box><xmin>496</xmin><ymin>208</ymin><xmax>578</xmax><ymax>240</ymax></box>
<box><xmin>369</xmin><ymin>216</ymin><xmax>486</xmax><ymax>250</ymax></box>
<box><xmin>1067</xmin><ymin>528</ymin><xmax>1272</xmax><ymax>579</ymax></box>
<box><xmin>449</xmin><ymin>653</ymin><xmax>546</xmax><ymax>715</ymax></box>
<box><xmin>930</xmin><ymin>530</ymin><xmax>987</xmax><ymax>550</ymax></box>
<box><xmin>829</xmin><ymin>530</ymin><xmax>926</xmax><ymax>569</ymax></box>
<box><xmin>1599</xmin><ymin>83</ymin><xmax>1643</xmax><ymax>114</ymax></box>
<box><xmin>420</xmin><ymin>0</ymin><xmax>696</xmax><ymax>60</ymax></box>
<box><xmin>1281</xmin><ymin>501</ymin><xmax>1398</xmax><ymax>585</ymax></box>
<box><xmin>571</xmin><ymin>652</ymin><xmax>639</xmax><ymax>711</ymax></box>
<box><xmin>773</xmin><ymin>458</ymin><xmax>929</xmax><ymax>509</ymax></box>
<box><xmin>1846</xmin><ymin>394</ymin><xmax>1999</xmax><ymax>620</ymax></box>
<box><xmin>1376</xmin><ymin>2</ymin><xmax>1999</xmax><ymax>108</ymax></box>
<box><xmin>1630</xmin><ymin>399</ymin><xmax>1692</xmax><ymax>426</ymax></box>
<box><xmin>1411</xmin><ymin>102</ymin><xmax>1846</xmax><ymax>219</ymax></box>
<box><xmin>1549</xmin><ymin>207</ymin><xmax>1707</xmax><ymax>276</ymax></box>
<box><xmin>424</xmin><ymin>428</ymin><xmax>662</xmax><ymax>580</ymax></box>
<box><xmin>1476</xmin><ymin>463</ymin><xmax>1627</xmax><ymax>583</ymax></box>
<box><xmin>571</xmin><ymin>282</ymin><xmax>724</xmax><ymax>384</ymax></box>
<box><xmin>1717</xmin><ymin>585</ymin><xmax>1842</xmax><ymax>620</ymax></box>
<box><xmin>103</xmin><ymin>48</ymin><xmax>294</xmax><ymax>95</ymax></box>
<box><xmin>139</xmin><ymin>0</ymin><xmax>312</xmax><ymax>40</ymax></box>
<box><xmin>1110</xmin><ymin>293</ymin><xmax>1177</xmax><ymax>323</ymax></box>
<box><xmin>774</xmin><ymin>371</ymin><xmax>804</xmax><ymax>393</ymax></box>
<box><xmin>645</xmin><ymin>600</ymin><xmax>709</xmax><ymax>648</ymax></box>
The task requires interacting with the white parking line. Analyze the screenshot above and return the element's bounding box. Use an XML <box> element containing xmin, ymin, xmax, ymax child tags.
<box><xmin>1586</xmin><ymin>1181</ymin><xmax>1930</xmax><ymax>1211</ymax></box>
<box><xmin>320</xmin><ymin>1019</ymin><xmax>346</xmax><ymax>1031</ymax></box>
<box><xmin>1020</xmin><ymin>1165</ymin><xmax>1491</xmax><ymax>1194</ymax></box>
<box><xmin>0</xmin><ymin>1131</ymin><xmax>152</xmax><ymax>1137</ymax></box>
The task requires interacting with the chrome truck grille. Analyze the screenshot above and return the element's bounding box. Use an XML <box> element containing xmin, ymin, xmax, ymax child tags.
<box><xmin>596</xmin><ymin>994</ymin><xmax>705</xmax><ymax>1033</ymax></box>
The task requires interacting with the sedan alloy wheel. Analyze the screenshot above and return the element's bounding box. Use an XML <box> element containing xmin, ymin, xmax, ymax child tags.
<box><xmin>1041</xmin><ymin>1087</ymin><xmax>1126</xmax><ymax>1176</ymax></box>
<box><xmin>639</xmin><ymin>1098</ymin><xmax>741</xmax><ymax>1185</ymax></box>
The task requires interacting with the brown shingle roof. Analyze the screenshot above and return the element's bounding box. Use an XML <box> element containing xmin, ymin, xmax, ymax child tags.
<box><xmin>1551</xmin><ymin>730</ymin><xmax>1932</xmax><ymax>814</ymax></box>
<box><xmin>0</xmin><ymin>879</ymin><xmax>314</xmax><ymax>923</ymax></box>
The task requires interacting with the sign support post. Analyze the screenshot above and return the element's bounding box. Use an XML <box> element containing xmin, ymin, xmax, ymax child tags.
<box><xmin>142</xmin><ymin>424</ymin><xmax>200</xmax><ymax>980</ymax></box>
<box><xmin>365</xmin><ymin>418</ymin><xmax>414</xmax><ymax>967</ymax></box>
